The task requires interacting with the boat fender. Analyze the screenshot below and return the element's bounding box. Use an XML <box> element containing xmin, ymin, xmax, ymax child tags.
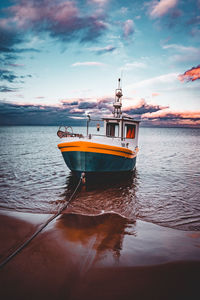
<box><xmin>81</xmin><ymin>172</ymin><xmax>86</xmax><ymax>185</ymax></box>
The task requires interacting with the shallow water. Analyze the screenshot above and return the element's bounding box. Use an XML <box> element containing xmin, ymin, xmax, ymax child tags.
<box><xmin>0</xmin><ymin>126</ymin><xmax>200</xmax><ymax>230</ymax></box>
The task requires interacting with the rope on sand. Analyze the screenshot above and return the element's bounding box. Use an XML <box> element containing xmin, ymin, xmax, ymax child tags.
<box><xmin>0</xmin><ymin>175</ymin><xmax>83</xmax><ymax>269</ymax></box>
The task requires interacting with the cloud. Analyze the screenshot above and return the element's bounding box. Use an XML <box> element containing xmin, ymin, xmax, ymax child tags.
<box><xmin>123</xmin><ymin>99</ymin><xmax>168</xmax><ymax>116</ymax></box>
<box><xmin>149</xmin><ymin>0</ymin><xmax>179</xmax><ymax>18</ymax></box>
<box><xmin>0</xmin><ymin>0</ymin><xmax>107</xmax><ymax>49</ymax></box>
<box><xmin>0</xmin><ymin>86</ymin><xmax>18</xmax><ymax>92</ymax></box>
<box><xmin>0</xmin><ymin>69</ymin><xmax>18</xmax><ymax>82</ymax></box>
<box><xmin>144</xmin><ymin>110</ymin><xmax>200</xmax><ymax>120</ymax></box>
<box><xmin>123</xmin><ymin>19</ymin><xmax>134</xmax><ymax>38</ymax></box>
<box><xmin>61</xmin><ymin>97</ymin><xmax>113</xmax><ymax>112</ymax></box>
<box><xmin>187</xmin><ymin>15</ymin><xmax>200</xmax><ymax>26</ymax></box>
<box><xmin>0</xmin><ymin>68</ymin><xmax>32</xmax><ymax>86</ymax></box>
<box><xmin>5</xmin><ymin>63</ymin><xmax>25</xmax><ymax>67</ymax></box>
<box><xmin>152</xmin><ymin>92</ymin><xmax>160</xmax><ymax>97</ymax></box>
<box><xmin>178</xmin><ymin>65</ymin><xmax>200</xmax><ymax>82</ymax></box>
<box><xmin>88</xmin><ymin>0</ymin><xmax>109</xmax><ymax>6</ymax></box>
<box><xmin>78</xmin><ymin>101</ymin><xmax>97</xmax><ymax>109</ymax></box>
<box><xmin>163</xmin><ymin>44</ymin><xmax>200</xmax><ymax>63</ymax></box>
<box><xmin>0</xmin><ymin>101</ymin><xmax>83</xmax><ymax>125</ymax></box>
<box><xmin>0</xmin><ymin>97</ymin><xmax>113</xmax><ymax>125</ymax></box>
<box><xmin>126</xmin><ymin>72</ymin><xmax>178</xmax><ymax>91</ymax></box>
<box><xmin>72</xmin><ymin>61</ymin><xmax>105</xmax><ymax>67</ymax></box>
<box><xmin>88</xmin><ymin>45</ymin><xmax>116</xmax><ymax>55</ymax></box>
<box><xmin>163</xmin><ymin>44</ymin><xmax>196</xmax><ymax>52</ymax></box>
<box><xmin>121</xmin><ymin>7</ymin><xmax>128</xmax><ymax>14</ymax></box>
<box><xmin>142</xmin><ymin>109</ymin><xmax>200</xmax><ymax>127</ymax></box>
<box><xmin>121</xmin><ymin>61</ymin><xmax>147</xmax><ymax>71</ymax></box>
<box><xmin>35</xmin><ymin>96</ymin><xmax>45</xmax><ymax>99</ymax></box>
<box><xmin>0</xmin><ymin>26</ymin><xmax>22</xmax><ymax>53</ymax></box>
<box><xmin>1</xmin><ymin>96</ymin><xmax>199</xmax><ymax>127</ymax></box>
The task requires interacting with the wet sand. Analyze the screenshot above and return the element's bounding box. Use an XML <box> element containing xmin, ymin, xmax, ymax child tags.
<box><xmin>0</xmin><ymin>210</ymin><xmax>200</xmax><ymax>300</ymax></box>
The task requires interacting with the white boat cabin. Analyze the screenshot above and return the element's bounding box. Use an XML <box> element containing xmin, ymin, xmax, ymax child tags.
<box><xmin>58</xmin><ymin>78</ymin><xmax>140</xmax><ymax>151</ymax></box>
<box><xmin>103</xmin><ymin>117</ymin><xmax>139</xmax><ymax>142</ymax></box>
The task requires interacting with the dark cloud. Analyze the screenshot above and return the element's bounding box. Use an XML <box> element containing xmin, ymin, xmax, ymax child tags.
<box><xmin>1</xmin><ymin>98</ymin><xmax>199</xmax><ymax>127</ymax></box>
<box><xmin>0</xmin><ymin>26</ymin><xmax>22</xmax><ymax>53</ymax></box>
<box><xmin>0</xmin><ymin>68</ymin><xmax>18</xmax><ymax>82</ymax></box>
<box><xmin>61</xmin><ymin>97</ymin><xmax>113</xmax><ymax>112</ymax></box>
<box><xmin>0</xmin><ymin>101</ymin><xmax>87</xmax><ymax>125</ymax></box>
<box><xmin>123</xmin><ymin>99</ymin><xmax>168</xmax><ymax>116</ymax></box>
<box><xmin>0</xmin><ymin>85</ymin><xmax>18</xmax><ymax>92</ymax></box>
<box><xmin>0</xmin><ymin>68</ymin><xmax>32</xmax><ymax>87</ymax></box>
<box><xmin>0</xmin><ymin>97</ymin><xmax>112</xmax><ymax>125</ymax></box>
<box><xmin>20</xmin><ymin>74</ymin><xmax>32</xmax><ymax>78</ymax></box>
<box><xmin>79</xmin><ymin>101</ymin><xmax>97</xmax><ymax>109</ymax></box>
<box><xmin>61</xmin><ymin>100</ymin><xmax>79</xmax><ymax>106</ymax></box>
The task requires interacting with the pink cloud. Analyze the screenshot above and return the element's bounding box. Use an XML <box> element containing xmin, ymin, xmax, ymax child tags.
<box><xmin>142</xmin><ymin>109</ymin><xmax>200</xmax><ymax>127</ymax></box>
<box><xmin>178</xmin><ymin>65</ymin><xmax>200</xmax><ymax>82</ymax></box>
<box><xmin>1</xmin><ymin>0</ymin><xmax>107</xmax><ymax>43</ymax></box>
<box><xmin>7</xmin><ymin>1</ymin><xmax>78</xmax><ymax>29</ymax></box>
<box><xmin>149</xmin><ymin>0</ymin><xmax>179</xmax><ymax>18</ymax></box>
<box><xmin>152</xmin><ymin>92</ymin><xmax>160</xmax><ymax>97</ymax></box>
<box><xmin>123</xmin><ymin>19</ymin><xmax>134</xmax><ymax>38</ymax></box>
<box><xmin>143</xmin><ymin>109</ymin><xmax>200</xmax><ymax>120</ymax></box>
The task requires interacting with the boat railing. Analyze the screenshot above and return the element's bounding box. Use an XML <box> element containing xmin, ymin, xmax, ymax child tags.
<box><xmin>87</xmin><ymin>133</ymin><xmax>127</xmax><ymax>141</ymax></box>
<box><xmin>57</xmin><ymin>126</ymin><xmax>84</xmax><ymax>139</ymax></box>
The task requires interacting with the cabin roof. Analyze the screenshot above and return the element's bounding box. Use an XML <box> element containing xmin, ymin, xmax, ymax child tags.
<box><xmin>102</xmin><ymin>117</ymin><xmax>140</xmax><ymax>123</ymax></box>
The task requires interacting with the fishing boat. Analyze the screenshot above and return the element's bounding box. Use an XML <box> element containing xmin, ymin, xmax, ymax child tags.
<box><xmin>57</xmin><ymin>79</ymin><xmax>140</xmax><ymax>179</ymax></box>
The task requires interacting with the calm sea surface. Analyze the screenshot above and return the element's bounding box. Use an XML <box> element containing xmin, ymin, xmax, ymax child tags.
<box><xmin>0</xmin><ymin>126</ymin><xmax>200</xmax><ymax>231</ymax></box>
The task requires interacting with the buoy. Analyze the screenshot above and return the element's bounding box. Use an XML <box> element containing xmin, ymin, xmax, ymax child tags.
<box><xmin>81</xmin><ymin>172</ymin><xmax>86</xmax><ymax>185</ymax></box>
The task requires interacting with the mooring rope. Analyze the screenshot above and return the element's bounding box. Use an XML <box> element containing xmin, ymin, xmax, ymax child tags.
<box><xmin>0</xmin><ymin>175</ymin><xmax>83</xmax><ymax>269</ymax></box>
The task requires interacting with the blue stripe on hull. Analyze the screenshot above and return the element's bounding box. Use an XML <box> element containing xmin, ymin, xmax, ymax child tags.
<box><xmin>61</xmin><ymin>151</ymin><xmax>136</xmax><ymax>173</ymax></box>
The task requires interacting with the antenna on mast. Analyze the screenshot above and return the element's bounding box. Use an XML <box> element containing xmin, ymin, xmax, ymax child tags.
<box><xmin>113</xmin><ymin>78</ymin><xmax>123</xmax><ymax>118</ymax></box>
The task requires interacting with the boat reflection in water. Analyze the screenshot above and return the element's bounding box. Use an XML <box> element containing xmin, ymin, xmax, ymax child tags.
<box><xmin>56</xmin><ymin>171</ymin><xmax>138</xmax><ymax>268</ymax></box>
<box><xmin>62</xmin><ymin>169</ymin><xmax>139</xmax><ymax>221</ymax></box>
<box><xmin>57</xmin><ymin>213</ymin><xmax>136</xmax><ymax>269</ymax></box>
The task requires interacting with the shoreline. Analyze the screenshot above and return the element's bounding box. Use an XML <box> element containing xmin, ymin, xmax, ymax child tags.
<box><xmin>0</xmin><ymin>209</ymin><xmax>200</xmax><ymax>299</ymax></box>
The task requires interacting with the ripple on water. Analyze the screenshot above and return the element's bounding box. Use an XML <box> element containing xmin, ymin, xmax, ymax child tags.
<box><xmin>0</xmin><ymin>126</ymin><xmax>200</xmax><ymax>230</ymax></box>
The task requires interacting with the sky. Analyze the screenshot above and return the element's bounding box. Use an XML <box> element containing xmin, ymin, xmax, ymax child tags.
<box><xmin>0</xmin><ymin>0</ymin><xmax>200</xmax><ymax>127</ymax></box>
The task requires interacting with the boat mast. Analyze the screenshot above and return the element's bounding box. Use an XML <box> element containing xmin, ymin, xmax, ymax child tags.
<box><xmin>113</xmin><ymin>78</ymin><xmax>123</xmax><ymax>118</ymax></box>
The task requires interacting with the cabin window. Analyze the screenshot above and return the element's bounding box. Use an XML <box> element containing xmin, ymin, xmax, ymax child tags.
<box><xmin>125</xmin><ymin>124</ymin><xmax>136</xmax><ymax>139</ymax></box>
<box><xmin>106</xmin><ymin>123</ymin><xmax>119</xmax><ymax>137</ymax></box>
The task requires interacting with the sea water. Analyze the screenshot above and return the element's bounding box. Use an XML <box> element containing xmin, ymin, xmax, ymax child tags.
<box><xmin>0</xmin><ymin>126</ymin><xmax>199</xmax><ymax>230</ymax></box>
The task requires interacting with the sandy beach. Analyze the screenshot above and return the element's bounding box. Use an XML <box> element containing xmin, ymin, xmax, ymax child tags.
<box><xmin>0</xmin><ymin>209</ymin><xmax>200</xmax><ymax>300</ymax></box>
